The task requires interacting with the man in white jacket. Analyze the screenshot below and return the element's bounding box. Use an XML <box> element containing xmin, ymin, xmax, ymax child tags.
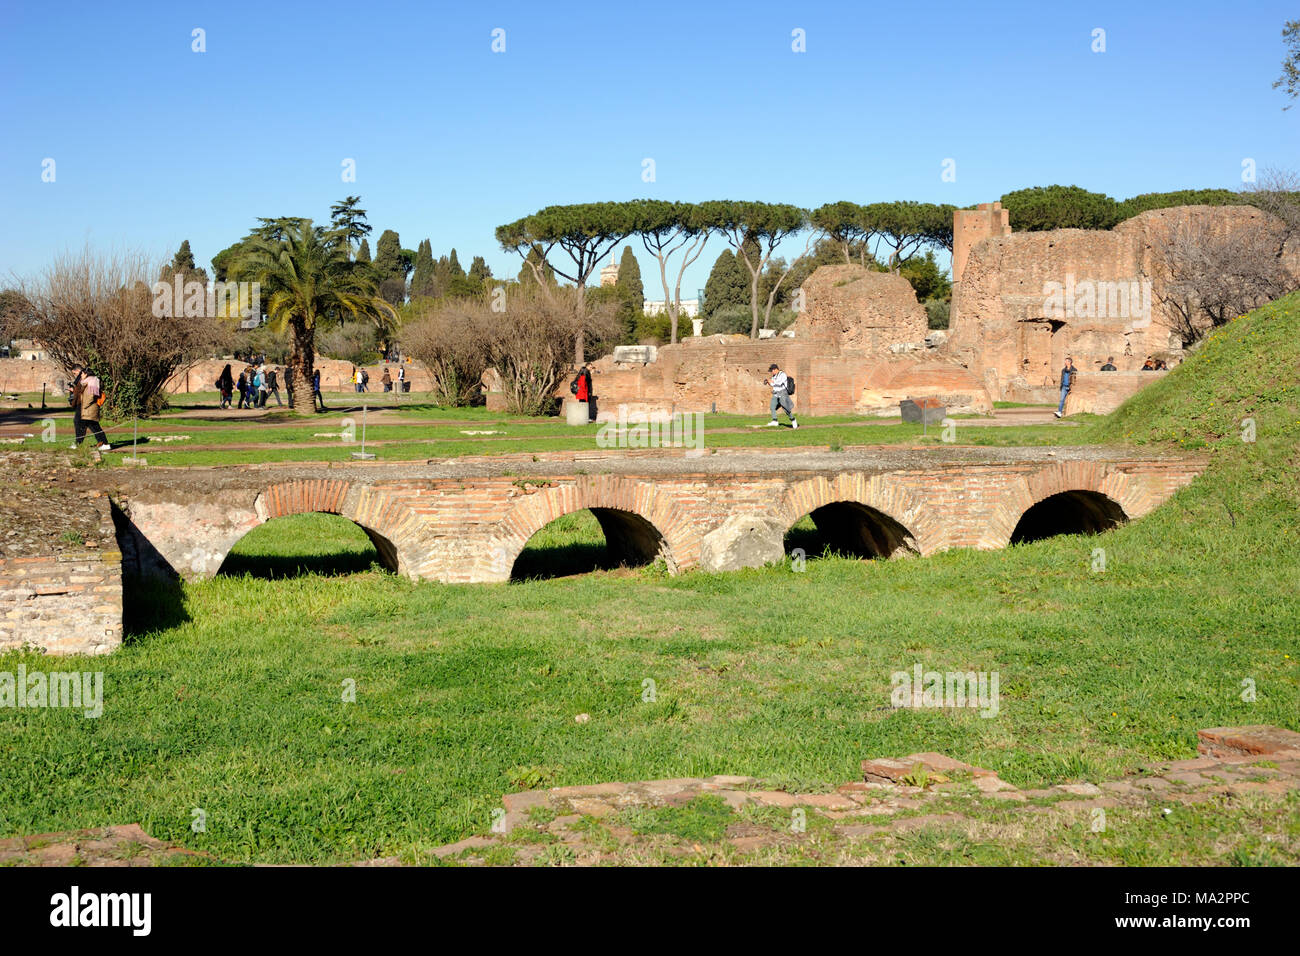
<box><xmin>764</xmin><ymin>363</ymin><xmax>798</xmax><ymax>429</ymax></box>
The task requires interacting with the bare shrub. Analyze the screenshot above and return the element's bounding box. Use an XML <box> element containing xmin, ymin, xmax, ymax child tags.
<box><xmin>400</xmin><ymin>298</ymin><xmax>488</xmax><ymax>406</ymax></box>
<box><xmin>17</xmin><ymin>248</ymin><xmax>230</xmax><ymax>416</ymax></box>
<box><xmin>1154</xmin><ymin>213</ymin><xmax>1297</xmax><ymax>346</ymax></box>
<box><xmin>401</xmin><ymin>283</ymin><xmax>618</xmax><ymax>414</ymax></box>
<box><xmin>484</xmin><ymin>284</ymin><xmax>618</xmax><ymax>415</ymax></box>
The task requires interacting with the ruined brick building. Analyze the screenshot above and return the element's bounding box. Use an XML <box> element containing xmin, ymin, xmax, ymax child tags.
<box><xmin>578</xmin><ymin>201</ymin><xmax>1295</xmax><ymax>420</ymax></box>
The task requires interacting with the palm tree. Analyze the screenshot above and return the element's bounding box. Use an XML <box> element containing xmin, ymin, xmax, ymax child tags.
<box><xmin>235</xmin><ymin>220</ymin><xmax>396</xmax><ymax>414</ymax></box>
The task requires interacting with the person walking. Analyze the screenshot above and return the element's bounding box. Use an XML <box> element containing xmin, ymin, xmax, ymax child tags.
<box><xmin>1054</xmin><ymin>356</ymin><xmax>1076</xmax><ymax>418</ymax></box>
<box><xmin>381</xmin><ymin>367</ymin><xmax>392</xmax><ymax>393</ymax></box>
<box><xmin>265</xmin><ymin>366</ymin><xmax>283</xmax><ymax>406</ymax></box>
<box><xmin>236</xmin><ymin>369</ymin><xmax>249</xmax><ymax>409</ymax></box>
<box><xmin>397</xmin><ymin>364</ymin><xmax>407</xmax><ymax>393</ymax></box>
<box><xmin>217</xmin><ymin>364</ymin><xmax>234</xmax><ymax>408</ymax></box>
<box><xmin>1100</xmin><ymin>356</ymin><xmax>1117</xmax><ymax>371</ymax></box>
<box><xmin>68</xmin><ymin>365</ymin><xmax>110</xmax><ymax>450</ymax></box>
<box><xmin>313</xmin><ymin>369</ymin><xmax>326</xmax><ymax>411</ymax></box>
<box><xmin>763</xmin><ymin>363</ymin><xmax>798</xmax><ymax>429</ymax></box>
<box><xmin>252</xmin><ymin>366</ymin><xmax>266</xmax><ymax>408</ymax></box>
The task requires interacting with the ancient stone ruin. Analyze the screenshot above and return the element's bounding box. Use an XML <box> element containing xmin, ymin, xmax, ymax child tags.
<box><xmin>581</xmin><ymin>200</ymin><xmax>1296</xmax><ymax>420</ymax></box>
<box><xmin>948</xmin><ymin>202</ymin><xmax>1298</xmax><ymax>413</ymax></box>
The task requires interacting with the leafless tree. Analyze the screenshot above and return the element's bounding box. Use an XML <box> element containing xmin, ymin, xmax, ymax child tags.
<box><xmin>399</xmin><ymin>298</ymin><xmax>488</xmax><ymax>406</ymax></box>
<box><xmin>16</xmin><ymin>248</ymin><xmax>230</xmax><ymax>415</ymax></box>
<box><xmin>1243</xmin><ymin>167</ymin><xmax>1300</xmax><ymax>240</ymax></box>
<box><xmin>402</xmin><ymin>284</ymin><xmax>618</xmax><ymax>415</ymax></box>
<box><xmin>480</xmin><ymin>284</ymin><xmax>619</xmax><ymax>415</ymax></box>
<box><xmin>1154</xmin><ymin>213</ymin><xmax>1296</xmax><ymax>346</ymax></box>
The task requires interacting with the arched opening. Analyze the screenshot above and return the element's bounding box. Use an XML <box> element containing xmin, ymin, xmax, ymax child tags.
<box><xmin>218</xmin><ymin>512</ymin><xmax>399</xmax><ymax>579</ymax></box>
<box><xmin>1010</xmin><ymin>490</ymin><xmax>1126</xmax><ymax>545</ymax></box>
<box><xmin>511</xmin><ymin>507</ymin><xmax>668</xmax><ymax>581</ymax></box>
<box><xmin>783</xmin><ymin>501</ymin><xmax>919</xmax><ymax>561</ymax></box>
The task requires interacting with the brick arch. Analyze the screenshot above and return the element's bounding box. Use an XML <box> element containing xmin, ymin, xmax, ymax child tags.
<box><xmin>248</xmin><ymin>479</ymin><xmax>426</xmax><ymax>578</ymax></box>
<box><xmin>486</xmin><ymin>475</ymin><xmax>693</xmax><ymax>581</ymax></box>
<box><xmin>990</xmin><ymin>462</ymin><xmax>1153</xmax><ymax>548</ymax></box>
<box><xmin>777</xmin><ymin>473</ymin><xmax>933</xmax><ymax>555</ymax></box>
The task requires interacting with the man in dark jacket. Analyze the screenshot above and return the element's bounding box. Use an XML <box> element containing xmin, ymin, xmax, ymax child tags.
<box><xmin>1054</xmin><ymin>357</ymin><xmax>1076</xmax><ymax>419</ymax></box>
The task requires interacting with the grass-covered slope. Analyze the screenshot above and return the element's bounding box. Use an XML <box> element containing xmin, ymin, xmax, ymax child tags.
<box><xmin>1090</xmin><ymin>293</ymin><xmax>1300</xmax><ymax>454</ymax></box>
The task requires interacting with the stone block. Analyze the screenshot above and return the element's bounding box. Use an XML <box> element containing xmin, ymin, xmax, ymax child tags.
<box><xmin>698</xmin><ymin>514</ymin><xmax>785</xmax><ymax>573</ymax></box>
<box><xmin>1197</xmin><ymin>725</ymin><xmax>1300</xmax><ymax>758</ymax></box>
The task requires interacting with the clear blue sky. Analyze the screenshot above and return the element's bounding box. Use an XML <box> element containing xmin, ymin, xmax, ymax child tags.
<box><xmin>2</xmin><ymin>0</ymin><xmax>1296</xmax><ymax>295</ymax></box>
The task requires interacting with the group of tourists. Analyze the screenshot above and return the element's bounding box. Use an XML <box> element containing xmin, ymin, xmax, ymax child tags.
<box><xmin>217</xmin><ymin>363</ymin><xmax>283</xmax><ymax>409</ymax></box>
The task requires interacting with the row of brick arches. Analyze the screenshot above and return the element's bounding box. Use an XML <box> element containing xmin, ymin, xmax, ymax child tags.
<box><xmin>193</xmin><ymin>467</ymin><xmax>1156</xmax><ymax>582</ymax></box>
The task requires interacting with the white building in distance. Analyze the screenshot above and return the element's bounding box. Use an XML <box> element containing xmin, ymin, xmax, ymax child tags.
<box><xmin>643</xmin><ymin>299</ymin><xmax>701</xmax><ymax>318</ymax></box>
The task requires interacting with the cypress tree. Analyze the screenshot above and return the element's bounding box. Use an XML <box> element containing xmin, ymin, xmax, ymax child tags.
<box><xmin>374</xmin><ymin>230</ymin><xmax>404</xmax><ymax>283</ymax></box>
<box><xmin>171</xmin><ymin>240</ymin><xmax>196</xmax><ymax>272</ymax></box>
<box><xmin>411</xmin><ymin>239</ymin><xmax>436</xmax><ymax>299</ymax></box>
<box><xmin>703</xmin><ymin>248</ymin><xmax>747</xmax><ymax>317</ymax></box>
<box><xmin>356</xmin><ymin>238</ymin><xmax>371</xmax><ymax>263</ymax></box>
<box><xmin>615</xmin><ymin>245</ymin><xmax>644</xmax><ymax>312</ymax></box>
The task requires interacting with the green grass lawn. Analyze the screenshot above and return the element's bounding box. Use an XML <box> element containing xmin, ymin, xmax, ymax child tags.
<box><xmin>1</xmin><ymin>297</ymin><xmax>1298</xmax><ymax>865</ymax></box>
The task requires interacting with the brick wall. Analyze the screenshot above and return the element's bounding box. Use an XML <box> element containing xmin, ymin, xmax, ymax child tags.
<box><xmin>586</xmin><ymin>336</ymin><xmax>993</xmax><ymax>419</ymax></box>
<box><xmin>0</xmin><ymin>359</ymin><xmax>67</xmax><ymax>395</ymax></box>
<box><xmin>0</xmin><ymin>499</ymin><xmax>122</xmax><ymax>656</ymax></box>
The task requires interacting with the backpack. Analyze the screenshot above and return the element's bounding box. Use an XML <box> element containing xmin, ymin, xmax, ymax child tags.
<box><xmin>786</xmin><ymin>375</ymin><xmax>795</xmax><ymax>395</ymax></box>
<box><xmin>570</xmin><ymin>376</ymin><xmax>580</xmax><ymax>395</ymax></box>
<box><xmin>361</xmin><ymin>369</ymin><xmax>369</xmax><ymax>385</ymax></box>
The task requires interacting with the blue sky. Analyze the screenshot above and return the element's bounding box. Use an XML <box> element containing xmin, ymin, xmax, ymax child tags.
<box><xmin>2</xmin><ymin>0</ymin><xmax>1296</xmax><ymax>295</ymax></box>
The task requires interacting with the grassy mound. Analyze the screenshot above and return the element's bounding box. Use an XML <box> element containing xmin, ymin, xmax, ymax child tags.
<box><xmin>1089</xmin><ymin>293</ymin><xmax>1300</xmax><ymax>454</ymax></box>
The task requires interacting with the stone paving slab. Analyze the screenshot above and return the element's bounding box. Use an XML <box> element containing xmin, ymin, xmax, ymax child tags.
<box><xmin>422</xmin><ymin>725</ymin><xmax>1300</xmax><ymax>866</ymax></box>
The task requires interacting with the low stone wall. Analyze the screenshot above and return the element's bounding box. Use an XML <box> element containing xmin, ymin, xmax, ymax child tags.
<box><xmin>1065</xmin><ymin>370</ymin><xmax>1167</xmax><ymax>415</ymax></box>
<box><xmin>0</xmin><ymin>498</ymin><xmax>122</xmax><ymax>656</ymax></box>
<box><xmin>0</xmin><ymin>357</ymin><xmax>439</xmax><ymax>399</ymax></box>
<box><xmin>584</xmin><ymin>336</ymin><xmax>993</xmax><ymax>420</ymax></box>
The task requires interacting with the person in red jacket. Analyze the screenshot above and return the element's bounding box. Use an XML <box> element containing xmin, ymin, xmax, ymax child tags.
<box><xmin>572</xmin><ymin>365</ymin><xmax>595</xmax><ymax>421</ymax></box>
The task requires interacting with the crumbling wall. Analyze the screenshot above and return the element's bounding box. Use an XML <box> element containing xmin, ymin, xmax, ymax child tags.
<box><xmin>795</xmin><ymin>264</ymin><xmax>928</xmax><ymax>351</ymax></box>
<box><xmin>948</xmin><ymin>204</ymin><xmax>1295</xmax><ymax>402</ymax></box>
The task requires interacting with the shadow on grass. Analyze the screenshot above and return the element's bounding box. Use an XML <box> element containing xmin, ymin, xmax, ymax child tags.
<box><xmin>123</xmin><ymin>574</ymin><xmax>190</xmax><ymax>644</ymax></box>
<box><xmin>218</xmin><ymin>551</ymin><xmax>381</xmax><ymax>580</ymax></box>
<box><xmin>510</xmin><ymin>542</ymin><xmax>622</xmax><ymax>581</ymax></box>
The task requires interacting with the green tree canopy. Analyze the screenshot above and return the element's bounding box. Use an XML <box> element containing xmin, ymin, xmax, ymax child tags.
<box><xmin>1273</xmin><ymin>19</ymin><xmax>1300</xmax><ymax>107</ymax></box>
<box><xmin>232</xmin><ymin>220</ymin><xmax>395</xmax><ymax>413</ymax></box>
<box><xmin>329</xmin><ymin>196</ymin><xmax>372</xmax><ymax>255</ymax></box>
<box><xmin>410</xmin><ymin>239</ymin><xmax>436</xmax><ymax>299</ymax></box>
<box><xmin>702</xmin><ymin>248</ymin><xmax>748</xmax><ymax>317</ymax></box>
<box><xmin>999</xmin><ymin>185</ymin><xmax>1122</xmax><ymax>231</ymax></box>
